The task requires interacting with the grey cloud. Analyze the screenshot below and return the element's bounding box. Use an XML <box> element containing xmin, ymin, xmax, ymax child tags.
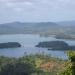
<box><xmin>0</xmin><ymin>0</ymin><xmax>75</xmax><ymax>23</ymax></box>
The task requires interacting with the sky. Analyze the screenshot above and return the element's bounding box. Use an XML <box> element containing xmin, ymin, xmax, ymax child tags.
<box><xmin>0</xmin><ymin>0</ymin><xmax>75</xmax><ymax>23</ymax></box>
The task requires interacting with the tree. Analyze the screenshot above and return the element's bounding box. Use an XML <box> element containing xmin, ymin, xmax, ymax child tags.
<box><xmin>0</xmin><ymin>62</ymin><xmax>36</xmax><ymax>75</ymax></box>
<box><xmin>60</xmin><ymin>51</ymin><xmax>75</xmax><ymax>75</ymax></box>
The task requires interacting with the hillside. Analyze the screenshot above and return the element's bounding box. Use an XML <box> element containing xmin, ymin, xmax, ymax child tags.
<box><xmin>0</xmin><ymin>21</ymin><xmax>75</xmax><ymax>37</ymax></box>
<box><xmin>0</xmin><ymin>22</ymin><xmax>58</xmax><ymax>34</ymax></box>
<box><xmin>57</xmin><ymin>21</ymin><xmax>75</xmax><ymax>26</ymax></box>
<box><xmin>0</xmin><ymin>54</ymin><xmax>64</xmax><ymax>75</ymax></box>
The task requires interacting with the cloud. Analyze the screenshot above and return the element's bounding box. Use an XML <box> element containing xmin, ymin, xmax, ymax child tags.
<box><xmin>0</xmin><ymin>0</ymin><xmax>74</xmax><ymax>11</ymax></box>
<box><xmin>0</xmin><ymin>0</ymin><xmax>75</xmax><ymax>23</ymax></box>
<box><xmin>0</xmin><ymin>0</ymin><xmax>34</xmax><ymax>12</ymax></box>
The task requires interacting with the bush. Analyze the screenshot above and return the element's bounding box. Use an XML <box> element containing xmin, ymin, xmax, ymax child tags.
<box><xmin>0</xmin><ymin>62</ymin><xmax>36</xmax><ymax>75</ymax></box>
<box><xmin>59</xmin><ymin>51</ymin><xmax>75</xmax><ymax>75</ymax></box>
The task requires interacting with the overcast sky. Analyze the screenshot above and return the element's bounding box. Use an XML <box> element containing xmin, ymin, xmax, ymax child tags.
<box><xmin>0</xmin><ymin>0</ymin><xmax>75</xmax><ymax>23</ymax></box>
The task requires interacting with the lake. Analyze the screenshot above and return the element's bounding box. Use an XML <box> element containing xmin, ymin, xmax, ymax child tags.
<box><xmin>0</xmin><ymin>34</ymin><xmax>75</xmax><ymax>59</ymax></box>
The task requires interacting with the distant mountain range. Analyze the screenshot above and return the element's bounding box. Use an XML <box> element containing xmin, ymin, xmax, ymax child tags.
<box><xmin>0</xmin><ymin>22</ymin><xmax>58</xmax><ymax>34</ymax></box>
<box><xmin>57</xmin><ymin>21</ymin><xmax>75</xmax><ymax>26</ymax></box>
<box><xmin>0</xmin><ymin>21</ymin><xmax>75</xmax><ymax>35</ymax></box>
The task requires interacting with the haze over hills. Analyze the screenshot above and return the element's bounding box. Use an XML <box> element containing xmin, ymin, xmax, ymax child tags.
<box><xmin>0</xmin><ymin>21</ymin><xmax>75</xmax><ymax>35</ymax></box>
<box><xmin>0</xmin><ymin>22</ymin><xmax>58</xmax><ymax>34</ymax></box>
<box><xmin>57</xmin><ymin>21</ymin><xmax>75</xmax><ymax>26</ymax></box>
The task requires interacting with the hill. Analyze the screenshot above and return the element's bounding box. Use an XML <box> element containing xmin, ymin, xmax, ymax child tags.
<box><xmin>57</xmin><ymin>20</ymin><xmax>75</xmax><ymax>26</ymax></box>
<box><xmin>0</xmin><ymin>22</ymin><xmax>58</xmax><ymax>34</ymax></box>
<box><xmin>0</xmin><ymin>21</ymin><xmax>75</xmax><ymax>37</ymax></box>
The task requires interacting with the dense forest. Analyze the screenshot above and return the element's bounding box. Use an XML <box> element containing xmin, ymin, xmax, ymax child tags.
<box><xmin>0</xmin><ymin>51</ymin><xmax>75</xmax><ymax>75</ymax></box>
<box><xmin>0</xmin><ymin>54</ymin><xmax>64</xmax><ymax>75</ymax></box>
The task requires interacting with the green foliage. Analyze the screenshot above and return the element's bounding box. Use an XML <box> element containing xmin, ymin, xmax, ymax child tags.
<box><xmin>67</xmin><ymin>51</ymin><xmax>75</xmax><ymax>60</ymax></box>
<box><xmin>0</xmin><ymin>54</ymin><xmax>64</xmax><ymax>75</ymax></box>
<box><xmin>0</xmin><ymin>62</ymin><xmax>35</xmax><ymax>75</ymax></box>
<box><xmin>59</xmin><ymin>51</ymin><xmax>75</xmax><ymax>75</ymax></box>
<box><xmin>59</xmin><ymin>61</ymin><xmax>72</xmax><ymax>75</ymax></box>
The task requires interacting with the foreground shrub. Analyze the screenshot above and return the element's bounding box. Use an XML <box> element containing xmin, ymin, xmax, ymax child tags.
<box><xmin>0</xmin><ymin>62</ymin><xmax>36</xmax><ymax>75</ymax></box>
<box><xmin>59</xmin><ymin>51</ymin><xmax>75</xmax><ymax>75</ymax></box>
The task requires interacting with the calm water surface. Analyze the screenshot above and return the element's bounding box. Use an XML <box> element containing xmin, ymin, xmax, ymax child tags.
<box><xmin>0</xmin><ymin>34</ymin><xmax>75</xmax><ymax>59</ymax></box>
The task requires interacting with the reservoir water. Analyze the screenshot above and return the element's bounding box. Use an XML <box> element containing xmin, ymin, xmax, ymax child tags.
<box><xmin>0</xmin><ymin>34</ymin><xmax>75</xmax><ymax>59</ymax></box>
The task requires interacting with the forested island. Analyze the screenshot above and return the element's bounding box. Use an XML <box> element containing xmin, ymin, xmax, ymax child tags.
<box><xmin>36</xmin><ymin>41</ymin><xmax>75</xmax><ymax>50</ymax></box>
<box><xmin>0</xmin><ymin>42</ymin><xmax>21</xmax><ymax>49</ymax></box>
